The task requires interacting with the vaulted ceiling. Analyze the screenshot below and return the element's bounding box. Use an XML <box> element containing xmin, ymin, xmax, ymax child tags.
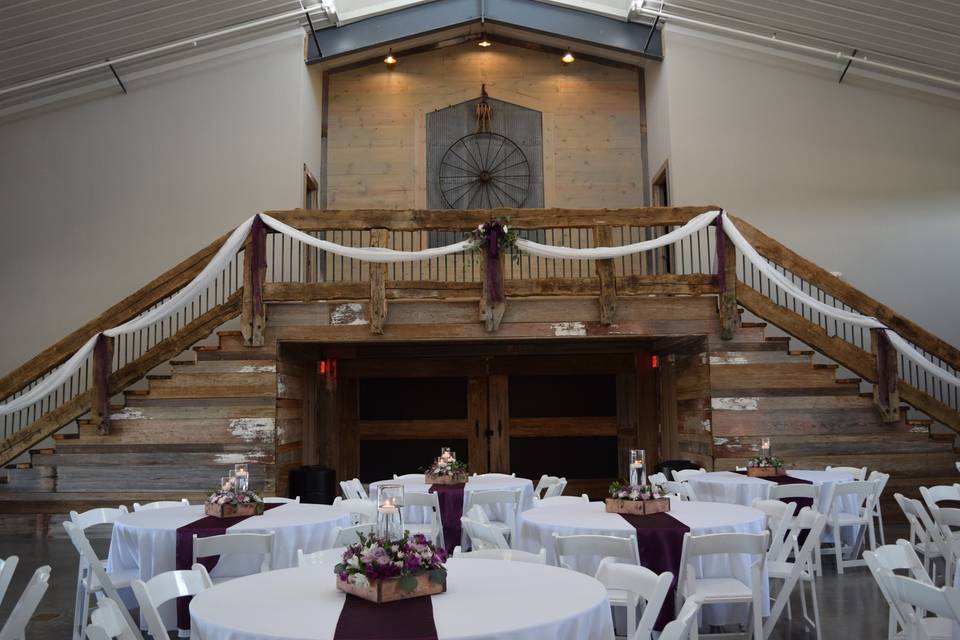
<box><xmin>1</xmin><ymin>0</ymin><xmax>959</xmax><ymax>113</ymax></box>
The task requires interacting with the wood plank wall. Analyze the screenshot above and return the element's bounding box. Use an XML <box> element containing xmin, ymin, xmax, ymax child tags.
<box><xmin>276</xmin><ymin>359</ymin><xmax>305</xmax><ymax>497</ymax></box>
<box><xmin>325</xmin><ymin>42</ymin><xmax>645</xmax><ymax>210</ymax></box>
<box><xmin>661</xmin><ymin>346</ymin><xmax>714</xmax><ymax>469</ymax></box>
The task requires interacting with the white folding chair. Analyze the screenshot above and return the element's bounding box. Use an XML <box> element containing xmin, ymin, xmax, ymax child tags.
<box><xmin>333</xmin><ymin>496</ymin><xmax>378</xmax><ymax>524</ymax></box>
<box><xmin>534</xmin><ymin>494</ymin><xmax>589</xmax><ymax>508</ymax></box>
<box><xmin>463</xmin><ymin>489</ymin><xmax>522</xmax><ymax>547</ymax></box>
<box><xmin>0</xmin><ymin>565</ymin><xmax>51</xmax><ymax>640</ymax></box>
<box><xmin>452</xmin><ymin>546</ymin><xmax>547</xmax><ymax>563</ymax></box>
<box><xmin>868</xmin><ymin>471</ymin><xmax>891</xmax><ymax>546</ymax></box>
<box><xmin>751</xmin><ymin>499</ymin><xmax>797</xmax><ymax>562</ymax></box>
<box><xmin>930</xmin><ymin>506</ymin><xmax>960</xmax><ymax>582</ymax></box>
<box><xmin>0</xmin><ymin>556</ymin><xmax>18</xmax><ymax>610</ymax></box>
<box><xmin>896</xmin><ymin>493</ymin><xmax>950</xmax><ymax>585</ymax></box>
<box><xmin>672</xmin><ymin>468</ymin><xmax>707</xmax><ymax>482</ymax></box>
<box><xmin>130</xmin><ymin>565</ymin><xmax>212</xmax><ymax>640</ymax></box>
<box><xmin>553</xmin><ymin>532</ymin><xmax>641</xmax><ymax>572</ymax></box>
<box><xmin>533</xmin><ymin>475</ymin><xmax>566</xmax><ymax>500</ymax></box>
<box><xmin>339</xmin><ymin>478</ymin><xmax>368</xmax><ymax>500</ymax></box>
<box><xmin>192</xmin><ymin>532</ymin><xmax>274</xmax><ymax>582</ymax></box>
<box><xmin>595</xmin><ymin>558</ymin><xmax>672</xmax><ymax>640</ymax></box>
<box><xmin>921</xmin><ymin>485</ymin><xmax>960</xmax><ymax>514</ymax></box>
<box><xmin>884</xmin><ymin>571</ymin><xmax>960</xmax><ymax>640</ymax></box>
<box><xmin>84</xmin><ymin>598</ymin><xmax>139</xmax><ymax>640</ymax></box>
<box><xmin>662</xmin><ymin>481</ymin><xmax>697</xmax><ymax>501</ymax></box>
<box><xmin>657</xmin><ymin>599</ymin><xmax>700</xmax><ymax>640</ymax></box>
<box><xmin>403</xmin><ymin>491</ymin><xmax>444</xmax><ymax>549</ymax></box>
<box><xmin>676</xmin><ymin>531</ymin><xmax>769</xmax><ymax>640</ymax></box>
<box><xmin>330</xmin><ymin>523</ymin><xmax>377</xmax><ymax>547</ymax></box>
<box><xmin>393</xmin><ymin>473</ymin><xmax>425</xmax><ymax>481</ymax></box>
<box><xmin>764</xmin><ymin>509</ymin><xmax>828</xmax><ymax>640</ymax></box>
<box><xmin>866</xmin><ymin>540</ymin><xmax>935</xmax><ymax>640</ymax></box>
<box><xmin>827</xmin><ymin>480</ymin><xmax>878</xmax><ymax>573</ymax></box>
<box><xmin>460</xmin><ymin>515</ymin><xmax>511</xmax><ymax>551</ymax></box>
<box><xmin>263</xmin><ymin>496</ymin><xmax>300</xmax><ymax>504</ymax></box>
<box><xmin>62</xmin><ymin>520</ymin><xmax>139</xmax><ymax>640</ymax></box>
<box><xmin>297</xmin><ymin>548</ymin><xmax>337</xmax><ymax>567</ymax></box>
<box><xmin>826</xmin><ymin>465</ymin><xmax>867</xmax><ymax>481</ymax></box>
<box><xmin>768</xmin><ymin>483</ymin><xmax>825</xmax><ymax>574</ymax></box>
<box><xmin>131</xmin><ymin>499</ymin><xmax>189</xmax><ymax>511</ymax></box>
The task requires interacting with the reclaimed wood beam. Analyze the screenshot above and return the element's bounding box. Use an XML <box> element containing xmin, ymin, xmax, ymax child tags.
<box><xmin>0</xmin><ymin>293</ymin><xmax>242</xmax><ymax>466</ymax></box>
<box><xmin>871</xmin><ymin>328</ymin><xmax>901</xmax><ymax>422</ymax></box>
<box><xmin>731</xmin><ymin>214</ymin><xmax>960</xmax><ymax>372</ymax></box>
<box><xmin>368</xmin><ymin>229</ymin><xmax>388</xmax><ymax>335</ymax></box>
<box><xmin>89</xmin><ymin>335</ymin><xmax>114</xmax><ymax>435</ymax></box>
<box><xmin>241</xmin><ymin>217</ymin><xmax>267</xmax><ymax>347</ymax></box>
<box><xmin>265</xmin><ymin>206</ymin><xmax>721</xmax><ymax>232</ymax></box>
<box><xmin>715</xmin><ymin>218</ymin><xmax>738</xmax><ymax>340</ymax></box>
<box><xmin>594</xmin><ymin>225</ymin><xmax>617</xmax><ymax>325</ymax></box>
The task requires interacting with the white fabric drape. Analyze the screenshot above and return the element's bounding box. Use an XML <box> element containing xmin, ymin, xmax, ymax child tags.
<box><xmin>259</xmin><ymin>214</ymin><xmax>473</xmax><ymax>262</ymax></box>
<box><xmin>886</xmin><ymin>330</ymin><xmax>960</xmax><ymax>386</ymax></box>
<box><xmin>515</xmin><ymin>210</ymin><xmax>720</xmax><ymax>259</ymax></box>
<box><xmin>0</xmin><ymin>334</ymin><xmax>100</xmax><ymax>414</ymax></box>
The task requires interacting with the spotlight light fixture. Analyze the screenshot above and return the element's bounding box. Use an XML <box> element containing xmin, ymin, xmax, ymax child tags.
<box><xmin>477</xmin><ymin>34</ymin><xmax>492</xmax><ymax>47</ymax></box>
<box><xmin>561</xmin><ymin>49</ymin><xmax>575</xmax><ymax>64</ymax></box>
<box><xmin>384</xmin><ymin>48</ymin><xmax>397</xmax><ymax>67</ymax></box>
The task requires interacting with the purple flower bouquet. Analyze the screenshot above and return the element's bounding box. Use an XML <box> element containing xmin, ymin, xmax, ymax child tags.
<box><xmin>334</xmin><ymin>532</ymin><xmax>448</xmax><ymax>603</ymax></box>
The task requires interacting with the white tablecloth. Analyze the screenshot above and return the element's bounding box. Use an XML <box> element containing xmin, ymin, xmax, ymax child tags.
<box><xmin>518</xmin><ymin>499</ymin><xmax>768</xmax><ymax>625</ymax></box>
<box><xmin>686</xmin><ymin>470</ymin><xmax>859</xmax><ymax>544</ymax></box>
<box><xmin>369</xmin><ymin>475</ymin><xmax>535</xmax><ymax>524</ymax></box>
<box><xmin>107</xmin><ymin>504</ymin><xmax>351</xmax><ymax>630</ymax></box>
<box><xmin>190</xmin><ymin>558</ymin><xmax>614</xmax><ymax>640</ymax></box>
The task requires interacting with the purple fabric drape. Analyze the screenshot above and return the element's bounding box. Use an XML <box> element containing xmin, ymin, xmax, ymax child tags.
<box><xmin>619</xmin><ymin>512</ymin><xmax>690</xmax><ymax>631</ymax></box>
<box><xmin>428</xmin><ymin>483</ymin><xmax>465</xmax><ymax>555</ymax></box>
<box><xmin>174</xmin><ymin>503</ymin><xmax>281</xmax><ymax>632</ymax></box>
<box><xmin>334</xmin><ymin>593</ymin><xmax>439</xmax><ymax>640</ymax></box>
<box><xmin>485</xmin><ymin>223</ymin><xmax>504</xmax><ymax>303</ymax></box>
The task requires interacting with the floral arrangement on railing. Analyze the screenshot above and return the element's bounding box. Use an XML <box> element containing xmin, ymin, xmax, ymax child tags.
<box><xmin>335</xmin><ymin>532</ymin><xmax>448</xmax><ymax>603</ymax></box>
<box><xmin>466</xmin><ymin>218</ymin><xmax>519</xmax><ymax>306</ymax></box>
<box><xmin>605</xmin><ymin>480</ymin><xmax>670</xmax><ymax>515</ymax></box>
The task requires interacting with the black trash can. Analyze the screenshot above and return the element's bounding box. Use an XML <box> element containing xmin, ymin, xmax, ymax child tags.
<box><xmin>289</xmin><ymin>466</ymin><xmax>336</xmax><ymax>505</ymax></box>
<box><xmin>654</xmin><ymin>459</ymin><xmax>703</xmax><ymax>481</ymax></box>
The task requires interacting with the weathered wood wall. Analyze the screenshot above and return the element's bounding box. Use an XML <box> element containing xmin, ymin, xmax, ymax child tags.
<box><xmin>326</xmin><ymin>42</ymin><xmax>645</xmax><ymax>209</ymax></box>
<box><xmin>660</xmin><ymin>345</ymin><xmax>714</xmax><ymax>469</ymax></box>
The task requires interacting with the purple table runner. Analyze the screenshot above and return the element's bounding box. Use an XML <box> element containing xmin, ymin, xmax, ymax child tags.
<box><xmin>620</xmin><ymin>512</ymin><xmax>690</xmax><ymax>632</ymax></box>
<box><xmin>334</xmin><ymin>594</ymin><xmax>439</xmax><ymax>640</ymax></box>
<box><xmin>174</xmin><ymin>503</ymin><xmax>282</xmax><ymax>631</ymax></box>
<box><xmin>429</xmin><ymin>483</ymin><xmax>465</xmax><ymax>555</ymax></box>
<box><xmin>733</xmin><ymin>471</ymin><xmax>815</xmax><ymax>510</ymax></box>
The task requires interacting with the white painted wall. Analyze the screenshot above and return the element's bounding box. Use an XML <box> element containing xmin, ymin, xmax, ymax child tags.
<box><xmin>0</xmin><ymin>31</ymin><xmax>323</xmax><ymax>376</ymax></box>
<box><xmin>651</xmin><ymin>27</ymin><xmax>960</xmax><ymax>347</ymax></box>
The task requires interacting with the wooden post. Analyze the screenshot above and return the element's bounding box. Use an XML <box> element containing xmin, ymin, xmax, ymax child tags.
<box><xmin>594</xmin><ymin>225</ymin><xmax>617</xmax><ymax>325</ymax></box>
<box><xmin>90</xmin><ymin>334</ymin><xmax>114</xmax><ymax>435</ymax></box>
<box><xmin>479</xmin><ymin>250</ymin><xmax>506</xmax><ymax>332</ymax></box>
<box><xmin>714</xmin><ymin>218</ymin><xmax>738</xmax><ymax>340</ymax></box>
<box><xmin>369</xmin><ymin>229</ymin><xmax>388</xmax><ymax>335</ymax></box>
<box><xmin>871</xmin><ymin>328</ymin><xmax>901</xmax><ymax>422</ymax></box>
<box><xmin>241</xmin><ymin>216</ymin><xmax>267</xmax><ymax>347</ymax></box>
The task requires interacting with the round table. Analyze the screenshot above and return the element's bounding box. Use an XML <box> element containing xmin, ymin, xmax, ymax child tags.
<box><xmin>190</xmin><ymin>557</ymin><xmax>615</xmax><ymax>640</ymax></box>
<box><xmin>518</xmin><ymin>499</ymin><xmax>768</xmax><ymax>625</ymax></box>
<box><xmin>107</xmin><ymin>503</ymin><xmax>351</xmax><ymax>630</ymax></box>
<box><xmin>685</xmin><ymin>469</ymin><xmax>859</xmax><ymax>545</ymax></box>
<box><xmin>369</xmin><ymin>475</ymin><xmax>535</xmax><ymax>524</ymax></box>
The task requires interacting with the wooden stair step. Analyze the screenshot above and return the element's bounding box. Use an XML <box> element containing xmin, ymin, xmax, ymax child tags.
<box><xmin>145</xmin><ymin>374</ymin><xmax>173</xmax><ymax>381</ymax></box>
<box><xmin>75</xmin><ymin>416</ymin><xmax>276</xmax><ymax>446</ymax></box>
<box><xmin>835</xmin><ymin>377</ymin><xmax>862</xmax><ymax>385</ymax></box>
<box><xmin>709</xmin><ymin>341</ymin><xmax>789</xmax><ymax>352</ymax></box>
<box><xmin>709</xmin><ymin>352</ymin><xmax>812</xmax><ymax>365</ymax></box>
<box><xmin>712</xmin><ymin>395</ymin><xmax>879</xmax><ymax>411</ymax></box>
<box><xmin>812</xmin><ymin>363</ymin><xmax>839</xmax><ymax>370</ymax></box>
<box><xmin>124</xmin><ymin>395</ymin><xmax>277</xmax><ymax>408</ymax></box>
<box><xmin>0</xmin><ymin>491</ymin><xmax>212</xmax><ymax>515</ymax></box>
<box><xmin>713</xmin><ymin>433</ymin><xmax>952</xmax><ymax>458</ymax></box>
<box><xmin>52</xmin><ymin>433</ymin><xmax>79</xmax><ymax>441</ymax></box>
<box><xmin>32</xmin><ymin>444</ymin><xmax>275</xmax><ymax>467</ymax></box>
<box><xmin>171</xmin><ymin>360</ymin><xmax>276</xmax><ymax>374</ymax></box>
<box><xmin>789</xmin><ymin>350</ymin><xmax>814</xmax><ymax>356</ymax></box>
<box><xmin>741</xmin><ymin>322</ymin><xmax>768</xmax><ymax>329</ymax></box>
<box><xmin>712</xmin><ymin>406</ymin><xmax>908</xmax><ymax>436</ymax></box>
<box><xmin>194</xmin><ymin>349</ymin><xmax>276</xmax><ymax>362</ymax></box>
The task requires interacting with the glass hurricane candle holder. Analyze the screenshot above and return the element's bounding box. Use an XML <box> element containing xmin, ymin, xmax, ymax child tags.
<box><xmin>377</xmin><ymin>484</ymin><xmax>405</xmax><ymax>540</ymax></box>
<box><xmin>760</xmin><ymin>438</ymin><xmax>771</xmax><ymax>459</ymax></box>
<box><xmin>628</xmin><ymin>449</ymin><xmax>647</xmax><ymax>487</ymax></box>
<box><xmin>233</xmin><ymin>463</ymin><xmax>250</xmax><ymax>493</ymax></box>
<box><xmin>440</xmin><ymin>447</ymin><xmax>455</xmax><ymax>462</ymax></box>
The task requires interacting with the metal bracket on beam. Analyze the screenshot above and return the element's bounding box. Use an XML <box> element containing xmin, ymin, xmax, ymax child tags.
<box><xmin>106</xmin><ymin>60</ymin><xmax>127</xmax><ymax>94</ymax></box>
<box><xmin>839</xmin><ymin>48</ymin><xmax>858</xmax><ymax>84</ymax></box>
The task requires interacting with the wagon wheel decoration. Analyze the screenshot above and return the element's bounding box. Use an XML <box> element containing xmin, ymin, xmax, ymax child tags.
<box><xmin>439</xmin><ymin>132</ymin><xmax>530</xmax><ymax>209</ymax></box>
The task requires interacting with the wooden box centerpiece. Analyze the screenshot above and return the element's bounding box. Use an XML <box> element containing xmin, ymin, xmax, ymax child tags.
<box><xmin>747</xmin><ymin>466</ymin><xmax>783</xmax><ymax>478</ymax></box>
<box><xmin>205</xmin><ymin>465</ymin><xmax>264</xmax><ymax>518</ymax></box>
<box><xmin>204</xmin><ymin>499</ymin><xmax>264</xmax><ymax>518</ymax></box>
<box><xmin>335</xmin><ymin>532</ymin><xmax>448</xmax><ymax>604</ymax></box>
<box><xmin>746</xmin><ymin>453</ymin><xmax>784</xmax><ymax>478</ymax></box>
<box><xmin>423</xmin><ymin>447</ymin><xmax>468</xmax><ymax>485</ymax></box>
<box><xmin>605</xmin><ymin>481</ymin><xmax>670</xmax><ymax>515</ymax></box>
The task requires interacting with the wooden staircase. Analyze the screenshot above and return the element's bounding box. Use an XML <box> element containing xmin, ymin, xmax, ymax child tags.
<box><xmin>0</xmin><ymin>331</ymin><xmax>278</xmax><ymax>537</ymax></box>
<box><xmin>709</xmin><ymin>321</ymin><xmax>957</xmax><ymax>516</ymax></box>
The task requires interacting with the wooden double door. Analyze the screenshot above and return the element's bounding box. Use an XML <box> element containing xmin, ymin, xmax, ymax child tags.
<box><xmin>333</xmin><ymin>350</ymin><xmax>658</xmax><ymax>498</ymax></box>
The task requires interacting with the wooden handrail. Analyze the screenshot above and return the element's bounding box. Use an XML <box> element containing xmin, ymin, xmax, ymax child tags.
<box><xmin>731</xmin><ymin>215</ymin><xmax>960</xmax><ymax>372</ymax></box>
<box><xmin>265</xmin><ymin>206</ymin><xmax>720</xmax><ymax>231</ymax></box>
<box><xmin>0</xmin><ymin>231</ymin><xmax>231</xmax><ymax>404</ymax></box>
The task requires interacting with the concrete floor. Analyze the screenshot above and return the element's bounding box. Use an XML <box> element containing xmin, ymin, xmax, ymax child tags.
<box><xmin>0</xmin><ymin>533</ymin><xmax>899</xmax><ymax>639</ymax></box>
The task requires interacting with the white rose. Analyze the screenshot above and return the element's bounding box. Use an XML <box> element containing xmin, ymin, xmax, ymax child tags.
<box><xmin>502</xmin><ymin>225</ymin><xmax>509</xmax><ymax>233</ymax></box>
<box><xmin>349</xmin><ymin>574</ymin><xmax>370</xmax><ymax>588</ymax></box>
<box><xmin>348</xmin><ymin>556</ymin><xmax>361</xmax><ymax>570</ymax></box>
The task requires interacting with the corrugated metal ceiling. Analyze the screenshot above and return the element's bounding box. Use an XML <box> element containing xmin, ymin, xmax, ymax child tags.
<box><xmin>1</xmin><ymin>0</ymin><xmax>958</xmax><ymax>110</ymax></box>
